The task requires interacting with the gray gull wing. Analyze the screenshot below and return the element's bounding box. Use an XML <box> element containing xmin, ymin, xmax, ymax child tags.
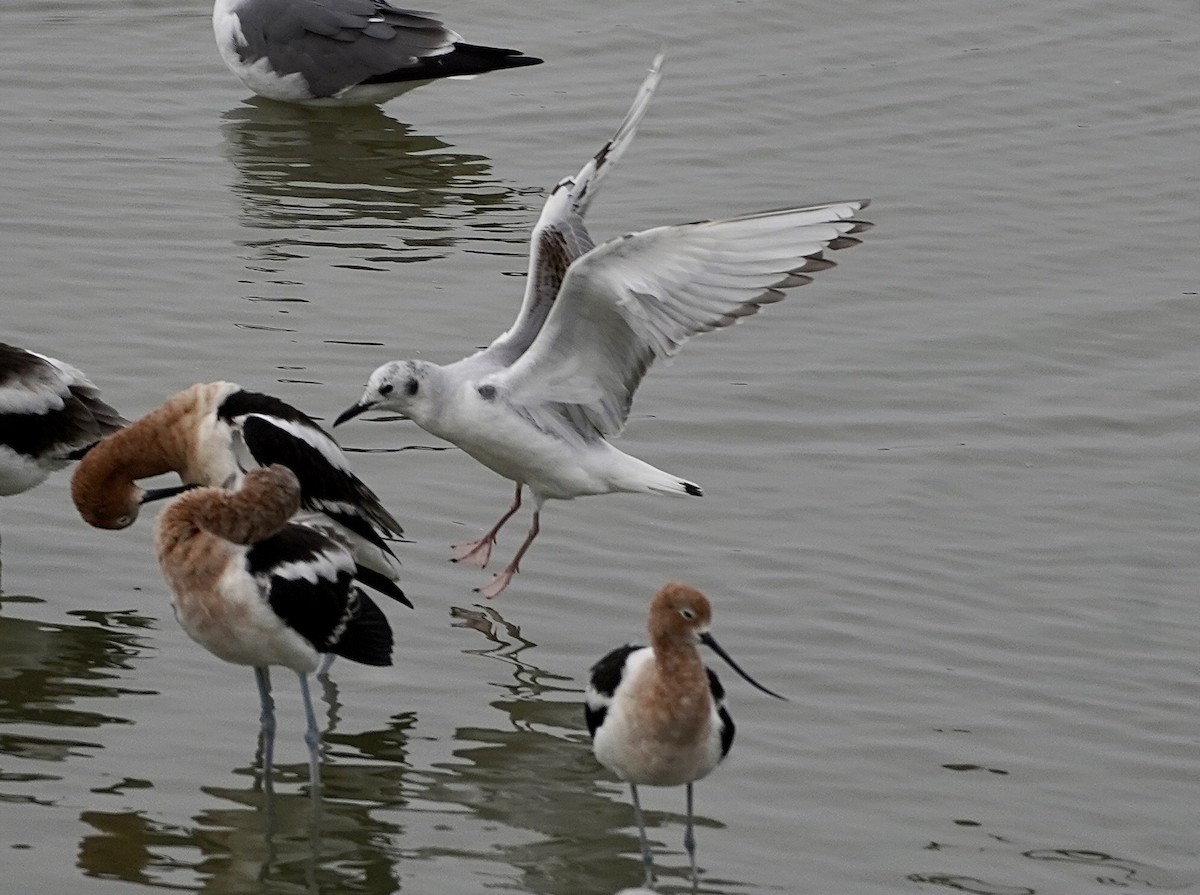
<box><xmin>491</xmin><ymin>200</ymin><xmax>873</xmax><ymax>439</ymax></box>
<box><xmin>467</xmin><ymin>54</ymin><xmax>665</xmax><ymax>373</ymax></box>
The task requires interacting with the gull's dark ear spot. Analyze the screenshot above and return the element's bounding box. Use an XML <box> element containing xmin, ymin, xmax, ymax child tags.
<box><xmin>405</xmin><ymin>378</ymin><xmax>419</xmax><ymax>396</ymax></box>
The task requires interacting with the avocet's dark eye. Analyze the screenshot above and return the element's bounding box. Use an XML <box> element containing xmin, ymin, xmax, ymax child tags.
<box><xmin>378</xmin><ymin>383</ymin><xmax>393</xmax><ymax>395</ymax></box>
<box><xmin>405</xmin><ymin>378</ymin><xmax>419</xmax><ymax>396</ymax></box>
<box><xmin>680</xmin><ymin>607</ymin><xmax>696</xmax><ymax>621</ymax></box>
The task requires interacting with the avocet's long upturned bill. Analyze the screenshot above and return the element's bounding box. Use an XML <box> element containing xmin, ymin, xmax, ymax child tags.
<box><xmin>0</xmin><ymin>342</ymin><xmax>126</xmax><ymax>497</ymax></box>
<box><xmin>335</xmin><ymin>58</ymin><xmax>873</xmax><ymax>597</ymax></box>
<box><xmin>153</xmin><ymin>464</ymin><xmax>393</xmax><ymax>788</ymax></box>
<box><xmin>71</xmin><ymin>382</ymin><xmax>408</xmax><ymax>608</ymax></box>
<box><xmin>585</xmin><ymin>582</ymin><xmax>786</xmax><ymax>888</ymax></box>
<box><xmin>212</xmin><ymin>0</ymin><xmax>542</xmax><ymax>106</ymax></box>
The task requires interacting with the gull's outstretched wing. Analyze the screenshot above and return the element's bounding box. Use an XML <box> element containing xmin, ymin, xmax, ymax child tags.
<box><xmin>491</xmin><ymin>200</ymin><xmax>872</xmax><ymax>439</ymax></box>
<box><xmin>468</xmin><ymin>55</ymin><xmax>665</xmax><ymax>372</ymax></box>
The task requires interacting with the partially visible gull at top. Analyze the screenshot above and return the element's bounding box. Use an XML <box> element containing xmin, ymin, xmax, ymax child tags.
<box><xmin>334</xmin><ymin>55</ymin><xmax>874</xmax><ymax>597</ymax></box>
<box><xmin>212</xmin><ymin>0</ymin><xmax>543</xmax><ymax>106</ymax></box>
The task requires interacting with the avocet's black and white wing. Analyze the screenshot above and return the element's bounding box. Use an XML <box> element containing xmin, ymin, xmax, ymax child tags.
<box><xmin>0</xmin><ymin>342</ymin><xmax>126</xmax><ymax>496</ymax></box>
<box><xmin>584</xmin><ymin>643</ymin><xmax>644</xmax><ymax>739</ymax></box>
<box><xmin>217</xmin><ymin>388</ymin><xmax>408</xmax><ymax>605</ymax></box>
<box><xmin>247</xmin><ymin>522</ymin><xmax>394</xmax><ymax>665</ymax></box>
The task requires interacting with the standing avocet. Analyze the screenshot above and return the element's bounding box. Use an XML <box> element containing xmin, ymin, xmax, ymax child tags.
<box><xmin>154</xmin><ymin>463</ymin><xmax>393</xmax><ymax>787</ymax></box>
<box><xmin>585</xmin><ymin>582</ymin><xmax>786</xmax><ymax>889</ymax></box>
<box><xmin>334</xmin><ymin>56</ymin><xmax>872</xmax><ymax>597</ymax></box>
<box><xmin>70</xmin><ymin>381</ymin><xmax>408</xmax><ymax>609</ymax></box>
<box><xmin>0</xmin><ymin>342</ymin><xmax>126</xmax><ymax>498</ymax></box>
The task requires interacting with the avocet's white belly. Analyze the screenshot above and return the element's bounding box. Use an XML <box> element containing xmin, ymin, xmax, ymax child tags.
<box><xmin>593</xmin><ymin>651</ymin><xmax>725</xmax><ymax>787</ymax></box>
<box><xmin>0</xmin><ymin>446</ymin><xmax>57</xmax><ymax>495</ymax></box>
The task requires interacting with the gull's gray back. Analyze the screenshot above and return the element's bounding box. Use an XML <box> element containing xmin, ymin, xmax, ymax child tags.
<box><xmin>231</xmin><ymin>0</ymin><xmax>453</xmax><ymax>97</ymax></box>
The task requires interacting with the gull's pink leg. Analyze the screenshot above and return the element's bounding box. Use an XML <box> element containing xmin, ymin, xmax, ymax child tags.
<box><xmin>452</xmin><ymin>484</ymin><xmax>523</xmax><ymax>568</ymax></box>
<box><xmin>475</xmin><ymin>509</ymin><xmax>541</xmax><ymax>599</ymax></box>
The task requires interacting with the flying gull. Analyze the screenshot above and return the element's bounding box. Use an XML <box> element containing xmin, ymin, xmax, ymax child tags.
<box><xmin>334</xmin><ymin>57</ymin><xmax>873</xmax><ymax>596</ymax></box>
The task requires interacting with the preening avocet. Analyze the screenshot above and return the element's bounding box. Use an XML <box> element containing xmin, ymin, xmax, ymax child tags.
<box><xmin>70</xmin><ymin>381</ymin><xmax>408</xmax><ymax>608</ymax></box>
<box><xmin>0</xmin><ymin>342</ymin><xmax>126</xmax><ymax>498</ymax></box>
<box><xmin>154</xmin><ymin>464</ymin><xmax>393</xmax><ymax>787</ymax></box>
<box><xmin>212</xmin><ymin>0</ymin><xmax>542</xmax><ymax>106</ymax></box>
<box><xmin>584</xmin><ymin>582</ymin><xmax>786</xmax><ymax>889</ymax></box>
<box><xmin>334</xmin><ymin>57</ymin><xmax>872</xmax><ymax>597</ymax></box>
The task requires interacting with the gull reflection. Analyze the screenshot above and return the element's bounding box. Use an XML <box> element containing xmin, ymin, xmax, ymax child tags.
<box><xmin>219</xmin><ymin>100</ymin><xmax>532</xmax><ymax>270</ymax></box>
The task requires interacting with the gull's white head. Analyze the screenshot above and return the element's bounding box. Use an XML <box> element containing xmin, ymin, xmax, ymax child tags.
<box><xmin>334</xmin><ymin>360</ymin><xmax>438</xmax><ymax>427</ymax></box>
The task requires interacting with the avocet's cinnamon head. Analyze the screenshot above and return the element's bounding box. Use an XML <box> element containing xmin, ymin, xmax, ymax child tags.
<box><xmin>71</xmin><ymin>434</ymin><xmax>143</xmax><ymax>529</ymax></box>
<box><xmin>240</xmin><ymin>464</ymin><xmax>303</xmax><ymax>526</ymax></box>
<box><xmin>647</xmin><ymin>581</ymin><xmax>788</xmax><ymax>701</ymax></box>
<box><xmin>70</xmin><ymin>422</ymin><xmax>194</xmax><ymax>530</ymax></box>
<box><xmin>648</xmin><ymin>582</ymin><xmax>714</xmax><ymax>644</ymax></box>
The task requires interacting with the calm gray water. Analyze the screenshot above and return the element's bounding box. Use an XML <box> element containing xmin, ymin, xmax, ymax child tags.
<box><xmin>2</xmin><ymin>1</ymin><xmax>1198</xmax><ymax>892</ymax></box>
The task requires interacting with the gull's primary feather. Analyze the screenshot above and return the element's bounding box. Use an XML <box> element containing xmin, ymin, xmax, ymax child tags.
<box><xmin>469</xmin><ymin>54</ymin><xmax>665</xmax><ymax>371</ymax></box>
<box><xmin>495</xmin><ymin>201</ymin><xmax>872</xmax><ymax>438</ymax></box>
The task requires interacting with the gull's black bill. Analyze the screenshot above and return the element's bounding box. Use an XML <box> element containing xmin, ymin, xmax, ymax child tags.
<box><xmin>333</xmin><ymin>402</ymin><xmax>371</xmax><ymax>428</ymax></box>
<box><xmin>700</xmin><ymin>631</ymin><xmax>788</xmax><ymax>701</ymax></box>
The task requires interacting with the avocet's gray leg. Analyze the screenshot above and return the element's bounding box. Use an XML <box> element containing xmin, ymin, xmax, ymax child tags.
<box><xmin>684</xmin><ymin>782</ymin><xmax>698</xmax><ymax>887</ymax></box>
<box><xmin>254</xmin><ymin>666</ymin><xmax>276</xmax><ymax>778</ymax></box>
<box><xmin>316</xmin><ymin>653</ymin><xmax>335</xmax><ymax>677</ymax></box>
<box><xmin>297</xmin><ymin>672</ymin><xmax>321</xmax><ymax>793</ymax></box>
<box><xmin>630</xmin><ymin>782</ymin><xmax>655</xmax><ymax>888</ymax></box>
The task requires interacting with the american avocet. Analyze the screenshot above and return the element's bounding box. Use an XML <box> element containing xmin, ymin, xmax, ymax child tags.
<box><xmin>212</xmin><ymin>0</ymin><xmax>542</xmax><ymax>106</ymax></box>
<box><xmin>154</xmin><ymin>463</ymin><xmax>393</xmax><ymax>787</ymax></box>
<box><xmin>70</xmin><ymin>381</ymin><xmax>409</xmax><ymax>609</ymax></box>
<box><xmin>585</xmin><ymin>582</ymin><xmax>786</xmax><ymax>889</ymax></box>
<box><xmin>334</xmin><ymin>57</ymin><xmax>872</xmax><ymax>597</ymax></box>
<box><xmin>0</xmin><ymin>342</ymin><xmax>126</xmax><ymax>498</ymax></box>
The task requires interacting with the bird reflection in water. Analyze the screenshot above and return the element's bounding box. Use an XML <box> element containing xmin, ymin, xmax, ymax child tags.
<box><xmin>219</xmin><ymin>101</ymin><xmax>533</xmax><ymax>272</ymax></box>
<box><xmin>44</xmin><ymin>598</ymin><xmax>742</xmax><ymax>894</ymax></box>
<box><xmin>0</xmin><ymin>605</ymin><xmax>151</xmax><ymax>759</ymax></box>
<box><xmin>76</xmin><ymin>671</ymin><xmax>415</xmax><ymax>893</ymax></box>
<box><xmin>442</xmin><ymin>603</ymin><xmax>742</xmax><ymax>894</ymax></box>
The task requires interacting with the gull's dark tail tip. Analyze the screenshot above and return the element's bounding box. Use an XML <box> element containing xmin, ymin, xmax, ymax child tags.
<box><xmin>445</xmin><ymin>43</ymin><xmax>544</xmax><ymax>74</ymax></box>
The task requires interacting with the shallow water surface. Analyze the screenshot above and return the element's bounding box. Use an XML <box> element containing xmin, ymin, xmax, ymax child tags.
<box><xmin>2</xmin><ymin>1</ymin><xmax>1198</xmax><ymax>893</ymax></box>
